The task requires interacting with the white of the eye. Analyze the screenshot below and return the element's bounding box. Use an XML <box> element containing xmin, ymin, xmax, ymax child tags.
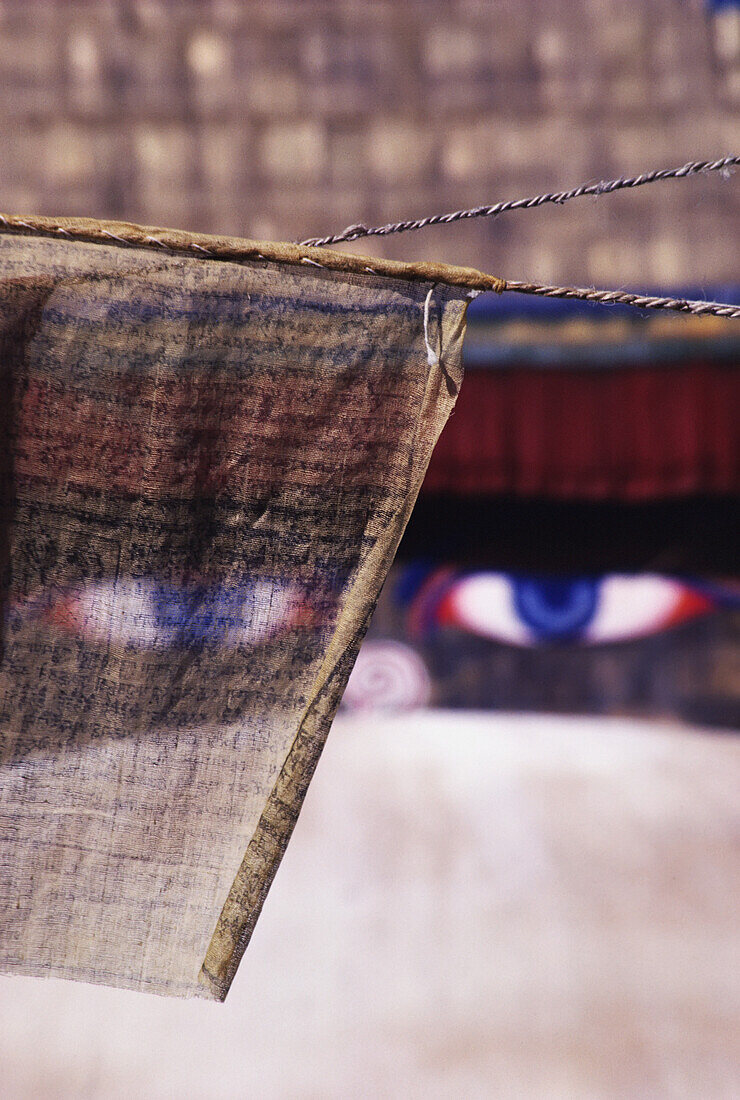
<box><xmin>444</xmin><ymin>574</ymin><xmax>531</xmax><ymax>646</ymax></box>
<box><xmin>224</xmin><ymin>580</ymin><xmax>300</xmax><ymax>645</ymax></box>
<box><xmin>76</xmin><ymin>579</ymin><xmax>164</xmax><ymax>645</ymax></box>
<box><xmin>585</xmin><ymin>574</ymin><xmax>685</xmax><ymax>643</ymax></box>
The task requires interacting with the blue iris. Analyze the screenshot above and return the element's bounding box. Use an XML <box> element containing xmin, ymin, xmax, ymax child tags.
<box><xmin>512</xmin><ymin>578</ymin><xmax>599</xmax><ymax>641</ymax></box>
<box><xmin>152</xmin><ymin>583</ymin><xmax>249</xmax><ymax>645</ymax></box>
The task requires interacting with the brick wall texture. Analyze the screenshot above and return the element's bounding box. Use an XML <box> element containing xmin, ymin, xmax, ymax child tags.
<box><xmin>0</xmin><ymin>0</ymin><xmax>738</xmax><ymax>286</ymax></box>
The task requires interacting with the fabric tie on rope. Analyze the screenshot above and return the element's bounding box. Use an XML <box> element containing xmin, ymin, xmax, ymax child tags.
<box><xmin>423</xmin><ymin>285</ymin><xmax>440</xmax><ymax>367</ymax></box>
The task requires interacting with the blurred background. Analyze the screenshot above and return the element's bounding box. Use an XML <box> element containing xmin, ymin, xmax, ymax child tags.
<box><xmin>0</xmin><ymin>1</ymin><xmax>738</xmax><ymax>1097</ymax></box>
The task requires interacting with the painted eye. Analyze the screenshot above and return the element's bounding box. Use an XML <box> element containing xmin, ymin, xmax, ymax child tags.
<box><xmin>42</xmin><ymin>577</ymin><xmax>309</xmax><ymax>648</ymax></box>
<box><xmin>431</xmin><ymin>573</ymin><xmax>715</xmax><ymax>647</ymax></box>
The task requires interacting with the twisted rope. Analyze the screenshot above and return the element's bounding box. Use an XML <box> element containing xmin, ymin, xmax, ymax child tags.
<box><xmin>301</xmin><ymin>156</ymin><xmax>740</xmax><ymax>247</ymax></box>
<box><xmin>502</xmin><ymin>281</ymin><xmax>740</xmax><ymax>319</ymax></box>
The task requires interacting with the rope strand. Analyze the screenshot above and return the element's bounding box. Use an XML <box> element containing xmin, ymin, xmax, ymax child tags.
<box><xmin>300</xmin><ymin>156</ymin><xmax>740</xmax><ymax>247</ymax></box>
<box><xmin>502</xmin><ymin>281</ymin><xmax>740</xmax><ymax>319</ymax></box>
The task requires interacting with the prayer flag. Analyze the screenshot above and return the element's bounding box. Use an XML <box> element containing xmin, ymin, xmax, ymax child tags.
<box><xmin>0</xmin><ymin>219</ymin><xmax>491</xmax><ymax>998</ymax></box>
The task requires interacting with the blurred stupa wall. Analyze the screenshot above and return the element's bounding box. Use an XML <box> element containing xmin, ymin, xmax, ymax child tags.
<box><xmin>0</xmin><ymin>0</ymin><xmax>738</xmax><ymax>284</ymax></box>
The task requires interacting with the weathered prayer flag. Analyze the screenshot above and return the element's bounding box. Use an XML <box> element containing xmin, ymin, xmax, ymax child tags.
<box><xmin>0</xmin><ymin>218</ymin><xmax>497</xmax><ymax>998</ymax></box>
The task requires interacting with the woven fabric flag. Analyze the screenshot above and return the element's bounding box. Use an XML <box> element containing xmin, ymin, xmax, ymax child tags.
<box><xmin>0</xmin><ymin>218</ymin><xmax>498</xmax><ymax>999</ymax></box>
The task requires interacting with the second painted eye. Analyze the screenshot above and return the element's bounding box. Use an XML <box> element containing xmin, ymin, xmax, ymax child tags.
<box><xmin>426</xmin><ymin>573</ymin><xmax>715</xmax><ymax>646</ymax></box>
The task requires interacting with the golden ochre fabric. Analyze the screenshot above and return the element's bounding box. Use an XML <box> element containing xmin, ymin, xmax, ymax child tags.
<box><xmin>0</xmin><ymin>225</ymin><xmax>472</xmax><ymax>999</ymax></box>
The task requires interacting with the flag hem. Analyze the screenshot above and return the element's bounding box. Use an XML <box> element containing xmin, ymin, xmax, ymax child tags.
<box><xmin>0</xmin><ymin>213</ymin><xmax>505</xmax><ymax>294</ymax></box>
